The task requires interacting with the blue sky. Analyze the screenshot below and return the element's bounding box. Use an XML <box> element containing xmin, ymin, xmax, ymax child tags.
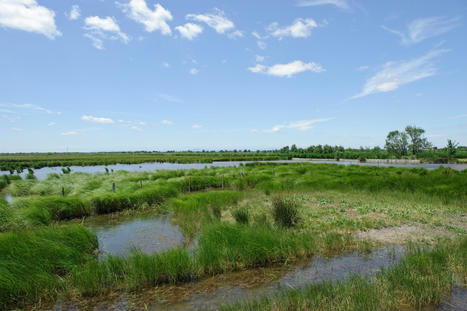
<box><xmin>0</xmin><ymin>0</ymin><xmax>466</xmax><ymax>152</ymax></box>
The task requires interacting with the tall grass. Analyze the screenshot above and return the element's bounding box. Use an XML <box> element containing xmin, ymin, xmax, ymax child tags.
<box><xmin>272</xmin><ymin>196</ymin><xmax>300</xmax><ymax>228</ymax></box>
<box><xmin>0</xmin><ymin>225</ymin><xmax>97</xmax><ymax>310</ymax></box>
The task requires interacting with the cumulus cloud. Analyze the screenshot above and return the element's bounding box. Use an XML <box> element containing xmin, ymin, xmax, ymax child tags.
<box><xmin>0</xmin><ymin>0</ymin><xmax>61</xmax><ymax>39</ymax></box>
<box><xmin>248</xmin><ymin>60</ymin><xmax>325</xmax><ymax>78</ymax></box>
<box><xmin>267</xmin><ymin>18</ymin><xmax>319</xmax><ymax>39</ymax></box>
<box><xmin>260</xmin><ymin>118</ymin><xmax>334</xmax><ymax>133</ymax></box>
<box><xmin>68</xmin><ymin>4</ymin><xmax>80</xmax><ymax>20</ymax></box>
<box><xmin>175</xmin><ymin>23</ymin><xmax>203</xmax><ymax>40</ymax></box>
<box><xmin>352</xmin><ymin>49</ymin><xmax>448</xmax><ymax>99</ymax></box>
<box><xmin>297</xmin><ymin>0</ymin><xmax>350</xmax><ymax>10</ymax></box>
<box><xmin>382</xmin><ymin>16</ymin><xmax>460</xmax><ymax>45</ymax></box>
<box><xmin>119</xmin><ymin>0</ymin><xmax>172</xmax><ymax>35</ymax></box>
<box><xmin>81</xmin><ymin>115</ymin><xmax>114</xmax><ymax>124</ymax></box>
<box><xmin>83</xmin><ymin>16</ymin><xmax>129</xmax><ymax>49</ymax></box>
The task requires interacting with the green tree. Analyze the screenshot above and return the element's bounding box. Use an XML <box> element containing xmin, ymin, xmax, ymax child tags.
<box><xmin>405</xmin><ymin>125</ymin><xmax>431</xmax><ymax>155</ymax></box>
<box><xmin>385</xmin><ymin>130</ymin><xmax>408</xmax><ymax>157</ymax></box>
<box><xmin>446</xmin><ymin>139</ymin><xmax>459</xmax><ymax>159</ymax></box>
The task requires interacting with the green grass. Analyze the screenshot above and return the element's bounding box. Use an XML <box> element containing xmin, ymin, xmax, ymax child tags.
<box><xmin>272</xmin><ymin>195</ymin><xmax>300</xmax><ymax>228</ymax></box>
<box><xmin>0</xmin><ymin>225</ymin><xmax>97</xmax><ymax>310</ymax></box>
<box><xmin>219</xmin><ymin>237</ymin><xmax>467</xmax><ymax>311</ymax></box>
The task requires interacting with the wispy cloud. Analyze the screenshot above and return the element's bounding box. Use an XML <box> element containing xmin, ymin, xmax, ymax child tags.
<box><xmin>0</xmin><ymin>0</ymin><xmax>61</xmax><ymax>39</ymax></box>
<box><xmin>118</xmin><ymin>0</ymin><xmax>172</xmax><ymax>35</ymax></box>
<box><xmin>161</xmin><ymin>120</ymin><xmax>173</xmax><ymax>125</ymax></box>
<box><xmin>192</xmin><ymin>124</ymin><xmax>202</xmax><ymax>129</ymax></box>
<box><xmin>81</xmin><ymin>115</ymin><xmax>114</xmax><ymax>124</ymax></box>
<box><xmin>297</xmin><ymin>0</ymin><xmax>350</xmax><ymax>10</ymax></box>
<box><xmin>68</xmin><ymin>4</ymin><xmax>80</xmax><ymax>20</ymax></box>
<box><xmin>248</xmin><ymin>60</ymin><xmax>325</xmax><ymax>78</ymax></box>
<box><xmin>189</xmin><ymin>68</ymin><xmax>199</xmax><ymax>75</ymax></box>
<box><xmin>60</xmin><ymin>131</ymin><xmax>77</xmax><ymax>136</ymax></box>
<box><xmin>48</xmin><ymin>122</ymin><xmax>56</xmax><ymax>126</ymax></box>
<box><xmin>382</xmin><ymin>17</ymin><xmax>460</xmax><ymax>45</ymax></box>
<box><xmin>351</xmin><ymin>49</ymin><xmax>448</xmax><ymax>99</ymax></box>
<box><xmin>186</xmin><ymin>8</ymin><xmax>241</xmax><ymax>39</ymax></box>
<box><xmin>84</xmin><ymin>16</ymin><xmax>129</xmax><ymax>49</ymax></box>
<box><xmin>175</xmin><ymin>23</ymin><xmax>203</xmax><ymax>40</ymax></box>
<box><xmin>256</xmin><ymin>118</ymin><xmax>334</xmax><ymax>133</ymax></box>
<box><xmin>267</xmin><ymin>18</ymin><xmax>319</xmax><ymax>39</ymax></box>
<box><xmin>11</xmin><ymin>127</ymin><xmax>23</xmax><ymax>132</ymax></box>
<box><xmin>0</xmin><ymin>103</ymin><xmax>60</xmax><ymax>115</ymax></box>
<box><xmin>157</xmin><ymin>93</ymin><xmax>183</xmax><ymax>103</ymax></box>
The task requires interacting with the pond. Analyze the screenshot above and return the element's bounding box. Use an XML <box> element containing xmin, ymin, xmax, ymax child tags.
<box><xmin>83</xmin><ymin>213</ymin><xmax>185</xmax><ymax>258</ymax></box>
<box><xmin>1</xmin><ymin>160</ymin><xmax>466</xmax><ymax>180</ymax></box>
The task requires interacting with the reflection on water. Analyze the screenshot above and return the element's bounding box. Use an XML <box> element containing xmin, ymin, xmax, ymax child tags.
<box><xmin>4</xmin><ymin>194</ymin><xmax>12</xmax><ymax>204</ymax></box>
<box><xmin>2</xmin><ymin>160</ymin><xmax>466</xmax><ymax>180</ymax></box>
<box><xmin>54</xmin><ymin>246</ymin><xmax>410</xmax><ymax>310</ymax></box>
<box><xmin>85</xmin><ymin>214</ymin><xmax>185</xmax><ymax>258</ymax></box>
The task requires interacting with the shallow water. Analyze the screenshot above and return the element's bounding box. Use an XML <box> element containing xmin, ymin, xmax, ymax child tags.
<box><xmin>85</xmin><ymin>214</ymin><xmax>185</xmax><ymax>258</ymax></box>
<box><xmin>54</xmin><ymin>245</ymin><xmax>407</xmax><ymax>310</ymax></box>
<box><xmin>3</xmin><ymin>194</ymin><xmax>12</xmax><ymax>204</ymax></box>
<box><xmin>2</xmin><ymin>160</ymin><xmax>465</xmax><ymax>180</ymax></box>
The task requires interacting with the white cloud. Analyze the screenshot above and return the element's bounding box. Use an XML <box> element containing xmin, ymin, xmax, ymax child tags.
<box><xmin>186</xmin><ymin>8</ymin><xmax>240</xmax><ymax>38</ymax></box>
<box><xmin>251</xmin><ymin>31</ymin><xmax>262</xmax><ymax>39</ymax></box>
<box><xmin>189</xmin><ymin>68</ymin><xmax>199</xmax><ymax>75</ymax></box>
<box><xmin>248</xmin><ymin>64</ymin><xmax>266</xmax><ymax>73</ymax></box>
<box><xmin>0</xmin><ymin>0</ymin><xmax>61</xmax><ymax>39</ymax></box>
<box><xmin>352</xmin><ymin>49</ymin><xmax>448</xmax><ymax>99</ymax></box>
<box><xmin>256</xmin><ymin>55</ymin><xmax>265</xmax><ymax>62</ymax></box>
<box><xmin>175</xmin><ymin>23</ymin><xmax>203</xmax><ymax>40</ymax></box>
<box><xmin>228</xmin><ymin>30</ymin><xmax>243</xmax><ymax>39</ymax></box>
<box><xmin>192</xmin><ymin>124</ymin><xmax>202</xmax><ymax>129</ymax></box>
<box><xmin>267</xmin><ymin>18</ymin><xmax>319</xmax><ymax>39</ymax></box>
<box><xmin>257</xmin><ymin>40</ymin><xmax>267</xmax><ymax>50</ymax></box>
<box><xmin>161</xmin><ymin>120</ymin><xmax>173</xmax><ymax>125</ymax></box>
<box><xmin>11</xmin><ymin>127</ymin><xmax>23</xmax><ymax>132</ymax></box>
<box><xmin>118</xmin><ymin>119</ymin><xmax>146</xmax><ymax>126</ymax></box>
<box><xmin>382</xmin><ymin>17</ymin><xmax>460</xmax><ymax>45</ymax></box>
<box><xmin>261</xmin><ymin>118</ymin><xmax>333</xmax><ymax>133</ymax></box>
<box><xmin>48</xmin><ymin>122</ymin><xmax>56</xmax><ymax>126</ymax></box>
<box><xmin>84</xmin><ymin>16</ymin><xmax>129</xmax><ymax>49</ymax></box>
<box><xmin>81</xmin><ymin>115</ymin><xmax>114</xmax><ymax>124</ymax></box>
<box><xmin>68</xmin><ymin>4</ymin><xmax>80</xmax><ymax>20</ymax></box>
<box><xmin>297</xmin><ymin>0</ymin><xmax>350</xmax><ymax>10</ymax></box>
<box><xmin>61</xmin><ymin>131</ymin><xmax>77</xmax><ymax>136</ymax></box>
<box><xmin>357</xmin><ymin>65</ymin><xmax>369</xmax><ymax>71</ymax></box>
<box><xmin>119</xmin><ymin>0</ymin><xmax>172</xmax><ymax>35</ymax></box>
<box><xmin>249</xmin><ymin>60</ymin><xmax>325</xmax><ymax>78</ymax></box>
<box><xmin>162</xmin><ymin>62</ymin><xmax>170</xmax><ymax>68</ymax></box>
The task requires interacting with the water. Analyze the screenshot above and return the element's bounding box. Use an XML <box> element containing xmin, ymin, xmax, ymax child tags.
<box><xmin>54</xmin><ymin>246</ymin><xmax>407</xmax><ymax>310</ymax></box>
<box><xmin>1</xmin><ymin>160</ymin><xmax>465</xmax><ymax>180</ymax></box>
<box><xmin>4</xmin><ymin>194</ymin><xmax>12</xmax><ymax>204</ymax></box>
<box><xmin>84</xmin><ymin>214</ymin><xmax>185</xmax><ymax>258</ymax></box>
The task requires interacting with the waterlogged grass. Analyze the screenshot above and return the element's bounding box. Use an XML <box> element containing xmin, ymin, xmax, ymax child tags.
<box><xmin>0</xmin><ymin>225</ymin><xmax>97</xmax><ymax>310</ymax></box>
<box><xmin>219</xmin><ymin>237</ymin><xmax>467</xmax><ymax>311</ymax></box>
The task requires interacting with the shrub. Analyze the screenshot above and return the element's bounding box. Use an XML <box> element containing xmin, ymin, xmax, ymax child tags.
<box><xmin>272</xmin><ymin>196</ymin><xmax>300</xmax><ymax>228</ymax></box>
<box><xmin>232</xmin><ymin>209</ymin><xmax>249</xmax><ymax>225</ymax></box>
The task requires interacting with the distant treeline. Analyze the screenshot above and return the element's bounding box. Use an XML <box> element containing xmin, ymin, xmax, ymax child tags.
<box><xmin>0</xmin><ymin>145</ymin><xmax>466</xmax><ymax>173</ymax></box>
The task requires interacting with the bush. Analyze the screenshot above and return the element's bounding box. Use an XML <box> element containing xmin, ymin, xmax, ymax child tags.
<box><xmin>232</xmin><ymin>209</ymin><xmax>249</xmax><ymax>225</ymax></box>
<box><xmin>272</xmin><ymin>196</ymin><xmax>300</xmax><ymax>228</ymax></box>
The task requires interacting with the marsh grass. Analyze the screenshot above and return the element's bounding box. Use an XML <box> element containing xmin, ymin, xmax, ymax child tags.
<box><xmin>272</xmin><ymin>195</ymin><xmax>300</xmax><ymax>228</ymax></box>
<box><xmin>232</xmin><ymin>208</ymin><xmax>249</xmax><ymax>224</ymax></box>
<box><xmin>219</xmin><ymin>237</ymin><xmax>467</xmax><ymax>311</ymax></box>
<box><xmin>0</xmin><ymin>225</ymin><xmax>97</xmax><ymax>310</ymax></box>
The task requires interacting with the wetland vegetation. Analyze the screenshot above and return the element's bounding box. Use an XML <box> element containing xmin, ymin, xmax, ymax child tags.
<box><xmin>0</xmin><ymin>162</ymin><xmax>466</xmax><ymax>310</ymax></box>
